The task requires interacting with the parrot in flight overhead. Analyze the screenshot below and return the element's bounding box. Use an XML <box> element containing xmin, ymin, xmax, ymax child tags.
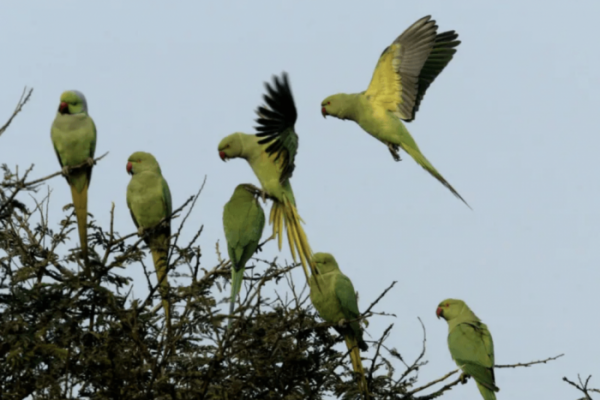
<box><xmin>309</xmin><ymin>252</ymin><xmax>369</xmax><ymax>398</ymax></box>
<box><xmin>126</xmin><ymin>151</ymin><xmax>173</xmax><ymax>326</ymax></box>
<box><xmin>437</xmin><ymin>298</ymin><xmax>499</xmax><ymax>400</ymax></box>
<box><xmin>51</xmin><ymin>90</ymin><xmax>97</xmax><ymax>261</ymax></box>
<box><xmin>222</xmin><ymin>184</ymin><xmax>265</xmax><ymax>328</ymax></box>
<box><xmin>321</xmin><ymin>15</ymin><xmax>469</xmax><ymax>208</ymax></box>
<box><xmin>218</xmin><ymin>72</ymin><xmax>319</xmax><ymax>284</ymax></box>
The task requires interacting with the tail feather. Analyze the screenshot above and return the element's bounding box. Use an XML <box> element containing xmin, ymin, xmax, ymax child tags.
<box><xmin>228</xmin><ymin>266</ymin><xmax>245</xmax><ymax>329</ymax></box>
<box><xmin>269</xmin><ymin>199</ymin><xmax>316</xmax><ymax>283</ymax></box>
<box><xmin>69</xmin><ymin>184</ymin><xmax>88</xmax><ymax>260</ymax></box>
<box><xmin>475</xmin><ymin>381</ymin><xmax>498</xmax><ymax>400</ymax></box>
<box><xmin>150</xmin><ymin>245</ymin><xmax>171</xmax><ymax>327</ymax></box>
<box><xmin>402</xmin><ymin>145</ymin><xmax>471</xmax><ymax>209</ymax></box>
<box><xmin>345</xmin><ymin>335</ymin><xmax>369</xmax><ymax>398</ymax></box>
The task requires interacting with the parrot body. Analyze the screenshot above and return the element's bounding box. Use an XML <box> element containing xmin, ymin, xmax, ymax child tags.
<box><xmin>309</xmin><ymin>253</ymin><xmax>368</xmax><ymax>397</ymax></box>
<box><xmin>437</xmin><ymin>299</ymin><xmax>499</xmax><ymax>400</ymax></box>
<box><xmin>51</xmin><ymin>90</ymin><xmax>97</xmax><ymax>260</ymax></box>
<box><xmin>321</xmin><ymin>16</ymin><xmax>469</xmax><ymax>207</ymax></box>
<box><xmin>126</xmin><ymin>152</ymin><xmax>172</xmax><ymax>325</ymax></box>
<box><xmin>218</xmin><ymin>73</ymin><xmax>317</xmax><ymax>283</ymax></box>
<box><xmin>223</xmin><ymin>184</ymin><xmax>265</xmax><ymax>328</ymax></box>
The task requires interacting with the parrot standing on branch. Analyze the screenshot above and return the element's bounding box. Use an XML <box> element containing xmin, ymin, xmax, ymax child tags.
<box><xmin>126</xmin><ymin>152</ymin><xmax>173</xmax><ymax>326</ymax></box>
<box><xmin>437</xmin><ymin>299</ymin><xmax>499</xmax><ymax>400</ymax></box>
<box><xmin>309</xmin><ymin>253</ymin><xmax>369</xmax><ymax>397</ymax></box>
<box><xmin>51</xmin><ymin>90</ymin><xmax>97</xmax><ymax>261</ymax></box>
<box><xmin>321</xmin><ymin>15</ymin><xmax>469</xmax><ymax>208</ymax></box>
<box><xmin>223</xmin><ymin>184</ymin><xmax>265</xmax><ymax>328</ymax></box>
<box><xmin>218</xmin><ymin>72</ymin><xmax>319</xmax><ymax>284</ymax></box>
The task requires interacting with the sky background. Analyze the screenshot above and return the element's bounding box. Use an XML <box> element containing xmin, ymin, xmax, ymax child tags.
<box><xmin>1</xmin><ymin>1</ymin><xmax>599</xmax><ymax>398</ymax></box>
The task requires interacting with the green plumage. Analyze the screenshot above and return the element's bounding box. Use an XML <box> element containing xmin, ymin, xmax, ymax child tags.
<box><xmin>51</xmin><ymin>90</ymin><xmax>97</xmax><ymax>260</ymax></box>
<box><xmin>309</xmin><ymin>253</ymin><xmax>368</xmax><ymax>396</ymax></box>
<box><xmin>437</xmin><ymin>299</ymin><xmax>499</xmax><ymax>400</ymax></box>
<box><xmin>321</xmin><ymin>16</ymin><xmax>469</xmax><ymax>208</ymax></box>
<box><xmin>223</xmin><ymin>184</ymin><xmax>265</xmax><ymax>328</ymax></box>
<box><xmin>126</xmin><ymin>152</ymin><xmax>173</xmax><ymax>326</ymax></box>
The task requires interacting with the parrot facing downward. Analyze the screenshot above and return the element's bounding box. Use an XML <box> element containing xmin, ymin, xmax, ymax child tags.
<box><xmin>309</xmin><ymin>253</ymin><xmax>369</xmax><ymax>397</ymax></box>
<box><xmin>126</xmin><ymin>152</ymin><xmax>173</xmax><ymax>325</ymax></box>
<box><xmin>321</xmin><ymin>15</ymin><xmax>469</xmax><ymax>208</ymax></box>
<box><xmin>222</xmin><ymin>184</ymin><xmax>265</xmax><ymax>328</ymax></box>
<box><xmin>51</xmin><ymin>90</ymin><xmax>97</xmax><ymax>260</ymax></box>
<box><xmin>218</xmin><ymin>72</ymin><xmax>319</xmax><ymax>284</ymax></box>
<box><xmin>437</xmin><ymin>299</ymin><xmax>499</xmax><ymax>400</ymax></box>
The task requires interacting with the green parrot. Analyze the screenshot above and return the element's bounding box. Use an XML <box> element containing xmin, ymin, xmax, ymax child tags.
<box><xmin>218</xmin><ymin>72</ymin><xmax>318</xmax><ymax>284</ymax></box>
<box><xmin>223</xmin><ymin>184</ymin><xmax>265</xmax><ymax>328</ymax></box>
<box><xmin>437</xmin><ymin>299</ymin><xmax>499</xmax><ymax>400</ymax></box>
<box><xmin>321</xmin><ymin>15</ymin><xmax>469</xmax><ymax>208</ymax></box>
<box><xmin>51</xmin><ymin>90</ymin><xmax>97</xmax><ymax>260</ymax></box>
<box><xmin>309</xmin><ymin>253</ymin><xmax>369</xmax><ymax>397</ymax></box>
<box><xmin>126</xmin><ymin>152</ymin><xmax>173</xmax><ymax>325</ymax></box>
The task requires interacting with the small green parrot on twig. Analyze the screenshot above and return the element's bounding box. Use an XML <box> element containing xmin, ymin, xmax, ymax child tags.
<box><xmin>437</xmin><ymin>299</ymin><xmax>500</xmax><ymax>400</ymax></box>
<box><xmin>51</xmin><ymin>90</ymin><xmax>97</xmax><ymax>260</ymax></box>
<box><xmin>126</xmin><ymin>152</ymin><xmax>173</xmax><ymax>326</ymax></box>
<box><xmin>309</xmin><ymin>253</ymin><xmax>369</xmax><ymax>398</ymax></box>
<box><xmin>222</xmin><ymin>184</ymin><xmax>265</xmax><ymax>328</ymax></box>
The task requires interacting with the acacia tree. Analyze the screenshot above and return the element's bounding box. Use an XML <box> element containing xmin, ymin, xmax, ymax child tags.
<box><xmin>0</xmin><ymin>90</ymin><xmax>578</xmax><ymax>399</ymax></box>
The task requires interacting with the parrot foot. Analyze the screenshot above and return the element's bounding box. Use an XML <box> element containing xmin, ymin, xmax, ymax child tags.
<box><xmin>338</xmin><ymin>318</ymin><xmax>347</xmax><ymax>328</ymax></box>
<box><xmin>386</xmin><ymin>142</ymin><xmax>401</xmax><ymax>162</ymax></box>
<box><xmin>86</xmin><ymin>157</ymin><xmax>95</xmax><ymax>167</ymax></box>
<box><xmin>137</xmin><ymin>227</ymin><xmax>146</xmax><ymax>237</ymax></box>
<box><xmin>61</xmin><ymin>166</ymin><xmax>71</xmax><ymax>177</ymax></box>
<box><xmin>458</xmin><ymin>373</ymin><xmax>470</xmax><ymax>384</ymax></box>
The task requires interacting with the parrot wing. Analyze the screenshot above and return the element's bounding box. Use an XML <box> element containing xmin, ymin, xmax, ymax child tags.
<box><xmin>254</xmin><ymin>72</ymin><xmax>298</xmax><ymax>183</ymax></box>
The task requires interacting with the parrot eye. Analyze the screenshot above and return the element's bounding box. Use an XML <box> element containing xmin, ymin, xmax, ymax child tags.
<box><xmin>137</xmin><ymin>159</ymin><xmax>141</xmax><ymax>163</ymax></box>
<box><xmin>327</xmin><ymin>101</ymin><xmax>331</xmax><ymax>105</ymax></box>
<box><xmin>445</xmin><ymin>303</ymin><xmax>449</xmax><ymax>307</ymax></box>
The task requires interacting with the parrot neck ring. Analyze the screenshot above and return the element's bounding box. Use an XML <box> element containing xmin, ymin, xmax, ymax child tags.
<box><xmin>59</xmin><ymin>102</ymin><xmax>69</xmax><ymax>115</ymax></box>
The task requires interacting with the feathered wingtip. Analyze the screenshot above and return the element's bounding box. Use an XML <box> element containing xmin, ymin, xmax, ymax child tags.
<box><xmin>254</xmin><ymin>72</ymin><xmax>297</xmax><ymax>137</ymax></box>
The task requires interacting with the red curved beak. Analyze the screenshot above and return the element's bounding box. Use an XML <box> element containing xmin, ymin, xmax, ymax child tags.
<box><xmin>126</xmin><ymin>162</ymin><xmax>133</xmax><ymax>175</ymax></box>
<box><xmin>59</xmin><ymin>102</ymin><xmax>69</xmax><ymax>114</ymax></box>
<box><xmin>321</xmin><ymin>106</ymin><xmax>328</xmax><ymax>118</ymax></box>
<box><xmin>219</xmin><ymin>151</ymin><xmax>227</xmax><ymax>161</ymax></box>
<box><xmin>436</xmin><ymin>307</ymin><xmax>443</xmax><ymax>319</ymax></box>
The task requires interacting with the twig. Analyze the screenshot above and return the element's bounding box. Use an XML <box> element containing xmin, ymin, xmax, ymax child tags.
<box><xmin>0</xmin><ymin>87</ymin><xmax>33</xmax><ymax>137</ymax></box>
<box><xmin>563</xmin><ymin>374</ymin><xmax>598</xmax><ymax>400</ymax></box>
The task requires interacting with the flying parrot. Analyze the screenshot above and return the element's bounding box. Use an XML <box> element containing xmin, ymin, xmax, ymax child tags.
<box><xmin>218</xmin><ymin>72</ymin><xmax>319</xmax><ymax>284</ymax></box>
<box><xmin>321</xmin><ymin>15</ymin><xmax>469</xmax><ymax>207</ymax></box>
<box><xmin>222</xmin><ymin>184</ymin><xmax>265</xmax><ymax>328</ymax></box>
<box><xmin>437</xmin><ymin>299</ymin><xmax>499</xmax><ymax>400</ymax></box>
<box><xmin>51</xmin><ymin>90</ymin><xmax>97</xmax><ymax>260</ymax></box>
<box><xmin>309</xmin><ymin>252</ymin><xmax>369</xmax><ymax>397</ymax></box>
<box><xmin>126</xmin><ymin>151</ymin><xmax>173</xmax><ymax>325</ymax></box>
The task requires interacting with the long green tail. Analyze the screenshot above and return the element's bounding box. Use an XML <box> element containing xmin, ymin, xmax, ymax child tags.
<box><xmin>69</xmin><ymin>183</ymin><xmax>88</xmax><ymax>260</ymax></box>
<box><xmin>345</xmin><ymin>335</ymin><xmax>369</xmax><ymax>399</ymax></box>
<box><xmin>228</xmin><ymin>266</ymin><xmax>244</xmax><ymax>329</ymax></box>
<box><xmin>475</xmin><ymin>381</ymin><xmax>498</xmax><ymax>400</ymax></box>
<box><xmin>150</xmin><ymin>244</ymin><xmax>170</xmax><ymax>328</ymax></box>
<box><xmin>269</xmin><ymin>197</ymin><xmax>317</xmax><ymax>284</ymax></box>
<box><xmin>401</xmin><ymin>144</ymin><xmax>471</xmax><ymax>209</ymax></box>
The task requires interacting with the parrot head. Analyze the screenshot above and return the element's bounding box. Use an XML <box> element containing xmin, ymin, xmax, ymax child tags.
<box><xmin>58</xmin><ymin>90</ymin><xmax>88</xmax><ymax>115</ymax></box>
<box><xmin>126</xmin><ymin>151</ymin><xmax>162</xmax><ymax>176</ymax></box>
<box><xmin>312</xmin><ymin>252</ymin><xmax>340</xmax><ymax>274</ymax></box>
<box><xmin>218</xmin><ymin>133</ymin><xmax>244</xmax><ymax>162</ymax></box>
<box><xmin>320</xmin><ymin>94</ymin><xmax>350</xmax><ymax>120</ymax></box>
<box><xmin>436</xmin><ymin>298</ymin><xmax>467</xmax><ymax>321</ymax></box>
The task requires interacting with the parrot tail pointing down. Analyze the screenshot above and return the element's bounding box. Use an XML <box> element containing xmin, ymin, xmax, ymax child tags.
<box><xmin>69</xmin><ymin>173</ymin><xmax>89</xmax><ymax>261</ymax></box>
<box><xmin>149</xmin><ymin>233</ymin><xmax>170</xmax><ymax>326</ymax></box>
<box><xmin>270</xmin><ymin>195</ymin><xmax>313</xmax><ymax>283</ymax></box>
<box><xmin>345</xmin><ymin>336</ymin><xmax>369</xmax><ymax>398</ymax></box>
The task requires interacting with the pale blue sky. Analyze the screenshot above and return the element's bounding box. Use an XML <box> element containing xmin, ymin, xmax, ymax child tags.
<box><xmin>2</xmin><ymin>1</ymin><xmax>599</xmax><ymax>398</ymax></box>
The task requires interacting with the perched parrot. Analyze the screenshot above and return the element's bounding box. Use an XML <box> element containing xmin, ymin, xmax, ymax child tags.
<box><xmin>51</xmin><ymin>90</ymin><xmax>97</xmax><ymax>260</ymax></box>
<box><xmin>309</xmin><ymin>253</ymin><xmax>369</xmax><ymax>397</ymax></box>
<box><xmin>437</xmin><ymin>299</ymin><xmax>499</xmax><ymax>400</ymax></box>
<box><xmin>218</xmin><ymin>72</ymin><xmax>319</xmax><ymax>284</ymax></box>
<box><xmin>126</xmin><ymin>152</ymin><xmax>173</xmax><ymax>325</ymax></box>
<box><xmin>223</xmin><ymin>184</ymin><xmax>265</xmax><ymax>328</ymax></box>
<box><xmin>321</xmin><ymin>15</ymin><xmax>469</xmax><ymax>208</ymax></box>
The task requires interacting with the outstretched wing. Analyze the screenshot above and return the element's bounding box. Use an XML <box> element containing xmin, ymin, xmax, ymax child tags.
<box><xmin>364</xmin><ymin>16</ymin><xmax>460</xmax><ymax>122</ymax></box>
<box><xmin>254</xmin><ymin>72</ymin><xmax>298</xmax><ymax>183</ymax></box>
